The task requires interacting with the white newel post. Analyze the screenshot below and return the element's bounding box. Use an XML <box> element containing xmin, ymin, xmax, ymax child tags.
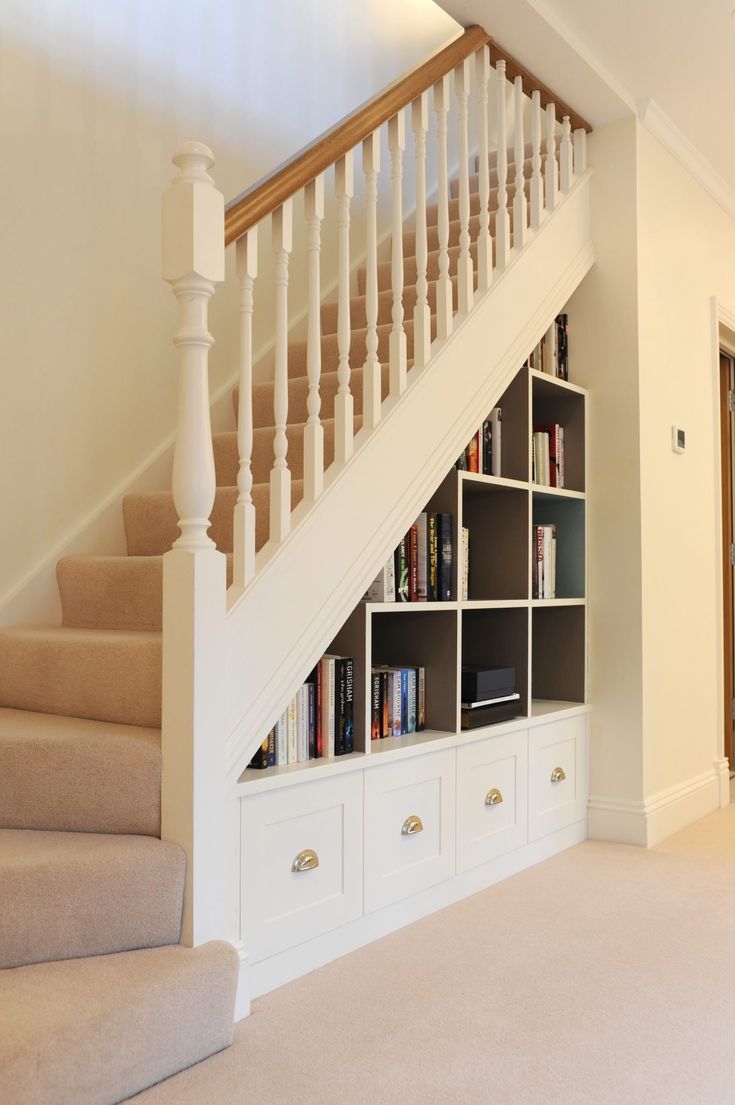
<box><xmin>161</xmin><ymin>142</ymin><xmax>230</xmax><ymax>949</ymax></box>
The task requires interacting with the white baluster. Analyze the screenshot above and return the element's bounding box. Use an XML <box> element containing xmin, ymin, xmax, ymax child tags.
<box><xmin>513</xmin><ymin>75</ymin><xmax>527</xmax><ymax>250</ymax></box>
<box><xmin>233</xmin><ymin>228</ymin><xmax>257</xmax><ymax>587</ymax></box>
<box><xmin>574</xmin><ymin>127</ymin><xmax>587</xmax><ymax>176</ymax></box>
<box><xmin>162</xmin><ymin>142</ymin><xmax>224</xmax><ymax>550</ymax></box>
<box><xmin>433</xmin><ymin>73</ymin><xmax>453</xmax><ymax>340</ymax></box>
<box><xmin>361</xmin><ymin>137</ymin><xmax>381</xmax><ymax>430</ymax></box>
<box><xmin>388</xmin><ymin>111</ymin><xmax>407</xmax><ymax>398</ymax></box>
<box><xmin>335</xmin><ymin>153</ymin><xmax>355</xmax><ymax>457</ymax></box>
<box><xmin>494</xmin><ymin>61</ymin><xmax>511</xmax><ymax>270</ymax></box>
<box><xmin>455</xmin><ymin>57</ymin><xmax>473</xmax><ymax>315</ymax></box>
<box><xmin>412</xmin><ymin>91</ymin><xmax>431</xmax><ymax>367</ymax></box>
<box><xmin>270</xmin><ymin>200</ymin><xmax>292</xmax><ymax>543</ymax></box>
<box><xmin>304</xmin><ymin>176</ymin><xmax>324</xmax><ymax>504</ymax></box>
<box><xmin>475</xmin><ymin>45</ymin><xmax>492</xmax><ymax>293</ymax></box>
<box><xmin>545</xmin><ymin>102</ymin><xmax>558</xmax><ymax>212</ymax></box>
<box><xmin>560</xmin><ymin>116</ymin><xmax>573</xmax><ymax>193</ymax></box>
<box><xmin>530</xmin><ymin>90</ymin><xmax>543</xmax><ymax>230</ymax></box>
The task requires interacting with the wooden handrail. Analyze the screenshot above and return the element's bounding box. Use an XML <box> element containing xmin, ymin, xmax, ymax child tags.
<box><xmin>488</xmin><ymin>41</ymin><xmax>591</xmax><ymax>135</ymax></box>
<box><xmin>224</xmin><ymin>25</ymin><xmax>591</xmax><ymax>246</ymax></box>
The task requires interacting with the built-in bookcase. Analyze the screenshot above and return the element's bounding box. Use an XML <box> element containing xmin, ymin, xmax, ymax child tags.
<box><xmin>241</xmin><ymin>351</ymin><xmax>587</xmax><ymax>785</ymax></box>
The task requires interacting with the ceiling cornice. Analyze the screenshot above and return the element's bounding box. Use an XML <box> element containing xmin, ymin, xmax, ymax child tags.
<box><xmin>637</xmin><ymin>98</ymin><xmax>735</xmax><ymax>223</ymax></box>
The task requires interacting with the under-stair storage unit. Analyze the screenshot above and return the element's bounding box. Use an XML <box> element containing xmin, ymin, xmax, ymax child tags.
<box><xmin>237</xmin><ymin>356</ymin><xmax>590</xmax><ymax>997</ymax></box>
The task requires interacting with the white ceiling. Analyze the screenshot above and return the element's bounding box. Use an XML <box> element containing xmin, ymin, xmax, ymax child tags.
<box><xmin>437</xmin><ymin>0</ymin><xmax>735</xmax><ymax>194</ymax></box>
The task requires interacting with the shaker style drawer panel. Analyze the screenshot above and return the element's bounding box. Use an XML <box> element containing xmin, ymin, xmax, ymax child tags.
<box><xmin>241</xmin><ymin>773</ymin><xmax>363</xmax><ymax>962</ymax></box>
<box><xmin>364</xmin><ymin>750</ymin><xmax>455</xmax><ymax>914</ymax></box>
<box><xmin>528</xmin><ymin>714</ymin><xmax>587</xmax><ymax>841</ymax></box>
<box><xmin>456</xmin><ymin>730</ymin><xmax>528</xmax><ymax>872</ymax></box>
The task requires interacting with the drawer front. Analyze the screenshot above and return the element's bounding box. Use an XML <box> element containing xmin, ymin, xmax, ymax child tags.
<box><xmin>364</xmin><ymin>750</ymin><xmax>455</xmax><ymax>913</ymax></box>
<box><xmin>241</xmin><ymin>773</ymin><xmax>363</xmax><ymax>962</ymax></box>
<box><xmin>456</xmin><ymin>730</ymin><xmax>528</xmax><ymax>872</ymax></box>
<box><xmin>528</xmin><ymin>715</ymin><xmax>587</xmax><ymax>841</ymax></box>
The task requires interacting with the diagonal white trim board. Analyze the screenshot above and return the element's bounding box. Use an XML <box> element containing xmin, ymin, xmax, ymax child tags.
<box><xmin>225</xmin><ymin>172</ymin><xmax>594</xmax><ymax>777</ymax></box>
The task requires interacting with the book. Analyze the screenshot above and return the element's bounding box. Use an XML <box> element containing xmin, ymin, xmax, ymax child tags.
<box><xmin>276</xmin><ymin>709</ymin><xmax>288</xmax><ymax>765</ymax></box>
<box><xmin>461</xmin><ymin>526</ymin><xmax>469</xmax><ymax>601</ymax></box>
<box><xmin>408</xmin><ymin>525</ymin><xmax>419</xmax><ymax>602</ymax></box>
<box><xmin>381</xmin><ymin>669</ymin><xmax>390</xmax><ymax>737</ymax></box>
<box><xmin>439</xmin><ymin>513</ymin><xmax>452</xmax><ymax>601</ymax></box>
<box><xmin>319</xmin><ymin>656</ymin><xmax>336</xmax><ymax>757</ymax></box>
<box><xmin>307</xmin><ymin>678</ymin><xmax>316</xmax><ymax>759</ymax></box>
<box><xmin>249</xmin><ymin>730</ymin><xmax>272</xmax><ymax>769</ymax></box>
<box><xmin>335</xmin><ymin>657</ymin><xmax>347</xmax><ymax>756</ymax></box>
<box><xmin>532</xmin><ymin>524</ymin><xmax>556</xmax><ymax>599</ymax></box>
<box><xmin>466</xmin><ymin>430</ymin><xmax>480</xmax><ymax>473</ymax></box>
<box><xmin>287</xmin><ymin>697</ymin><xmax>298</xmax><ymax>764</ymax></box>
<box><xmin>365</xmin><ymin>557</ymin><xmax>396</xmax><ymax>602</ymax></box>
<box><xmin>488</xmin><ymin>407</ymin><xmax>502</xmax><ymax>477</ymax></box>
<box><xmin>417</xmin><ymin>667</ymin><xmax>426</xmax><ymax>731</ymax></box>
<box><xmin>532</xmin><ymin>430</ymin><xmax>550</xmax><ymax>485</ymax></box>
<box><xmin>395</xmin><ymin>536</ymin><xmax>409</xmax><ymax>602</ymax></box>
<box><xmin>407</xmin><ymin>668</ymin><xmax>417</xmax><ymax>733</ymax></box>
<box><xmin>343</xmin><ymin>656</ymin><xmax>354</xmax><ymax>755</ymax></box>
<box><xmin>416</xmin><ymin>513</ymin><xmax>428</xmax><ymax>601</ymax></box>
<box><xmin>427</xmin><ymin>513</ymin><xmax>439</xmax><ymax>601</ymax></box>
<box><xmin>536</xmin><ymin>423</ymin><xmax>564</xmax><ymax>488</ymax></box>
<box><xmin>297</xmin><ymin>684</ymin><xmax>309</xmax><ymax>762</ymax></box>
<box><xmin>391</xmin><ymin>669</ymin><xmax>402</xmax><ymax>737</ymax></box>
<box><xmin>400</xmin><ymin>667</ymin><xmax>409</xmax><ymax>734</ymax></box>
<box><xmin>371</xmin><ymin>671</ymin><xmax>381</xmax><ymax>740</ymax></box>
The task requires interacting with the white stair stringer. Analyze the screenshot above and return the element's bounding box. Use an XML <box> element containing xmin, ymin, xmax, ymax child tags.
<box><xmin>225</xmin><ymin>171</ymin><xmax>593</xmax><ymax>778</ymax></box>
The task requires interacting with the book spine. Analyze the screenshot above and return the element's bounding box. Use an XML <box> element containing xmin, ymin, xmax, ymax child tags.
<box><xmin>308</xmin><ymin>681</ymin><xmax>316</xmax><ymax>759</ymax></box>
<box><xmin>276</xmin><ymin>710</ymin><xmax>288</xmax><ymax>765</ymax></box>
<box><xmin>371</xmin><ymin>671</ymin><xmax>381</xmax><ymax>740</ymax></box>
<box><xmin>482</xmin><ymin>419</ymin><xmax>491</xmax><ymax>475</ymax></box>
<box><xmin>343</xmin><ymin>656</ymin><xmax>354</xmax><ymax>755</ymax></box>
<box><xmin>534</xmin><ymin>525</ymin><xmax>543</xmax><ymax>599</ymax></box>
<box><xmin>467</xmin><ymin>430</ymin><xmax>480</xmax><ymax>473</ymax></box>
<box><xmin>400</xmin><ymin>668</ymin><xmax>409</xmax><ymax>735</ymax></box>
<box><xmin>391</xmin><ymin>671</ymin><xmax>402</xmax><ymax>737</ymax></box>
<box><xmin>428</xmin><ymin>514</ymin><xmax>439</xmax><ymax>601</ymax></box>
<box><xmin>417</xmin><ymin>667</ymin><xmax>426</xmax><ymax>731</ymax></box>
<box><xmin>316</xmin><ymin>664</ymin><xmax>323</xmax><ymax>758</ymax></box>
<box><xmin>395</xmin><ymin>536</ymin><xmax>409</xmax><ymax>602</ymax></box>
<box><xmin>334</xmin><ymin>658</ymin><xmax>346</xmax><ymax>755</ymax></box>
<box><xmin>439</xmin><ymin>513</ymin><xmax>452</xmax><ymax>601</ymax></box>
<box><xmin>408</xmin><ymin>524</ymin><xmax>418</xmax><ymax>602</ymax></box>
<box><xmin>250</xmin><ymin>733</ymin><xmax>271</xmax><ymax>769</ymax></box>
<box><xmin>298</xmin><ymin>685</ymin><xmax>308</xmax><ymax>762</ymax></box>
<box><xmin>416</xmin><ymin>513</ymin><xmax>428</xmax><ymax>601</ymax></box>
<box><xmin>287</xmin><ymin>698</ymin><xmax>297</xmax><ymax>764</ymax></box>
<box><xmin>407</xmin><ymin>668</ymin><xmax>417</xmax><ymax>733</ymax></box>
<box><xmin>490</xmin><ymin>408</ymin><xmax>502</xmax><ymax>477</ymax></box>
<box><xmin>461</xmin><ymin>526</ymin><xmax>469</xmax><ymax>601</ymax></box>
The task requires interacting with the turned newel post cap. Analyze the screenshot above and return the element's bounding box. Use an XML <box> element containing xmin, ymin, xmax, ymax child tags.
<box><xmin>162</xmin><ymin>140</ymin><xmax>225</xmax><ymax>284</ymax></box>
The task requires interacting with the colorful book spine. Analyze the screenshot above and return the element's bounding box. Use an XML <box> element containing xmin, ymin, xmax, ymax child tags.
<box><xmin>461</xmin><ymin>526</ymin><xmax>469</xmax><ymax>601</ymax></box>
<box><xmin>408</xmin><ymin>525</ymin><xmax>419</xmax><ymax>602</ymax></box>
<box><xmin>395</xmin><ymin>536</ymin><xmax>409</xmax><ymax>602</ymax></box>
<box><xmin>439</xmin><ymin>513</ymin><xmax>452</xmax><ymax>601</ymax></box>
<box><xmin>417</xmin><ymin>667</ymin><xmax>426</xmax><ymax>731</ymax></box>
<box><xmin>287</xmin><ymin>698</ymin><xmax>298</xmax><ymax>764</ymax></box>
<box><xmin>416</xmin><ymin>513</ymin><xmax>428</xmax><ymax>601</ymax></box>
<box><xmin>407</xmin><ymin>668</ymin><xmax>417</xmax><ymax>733</ymax></box>
<box><xmin>428</xmin><ymin>513</ymin><xmax>439</xmax><ymax>601</ymax></box>
<box><xmin>371</xmin><ymin>672</ymin><xmax>381</xmax><ymax>740</ymax></box>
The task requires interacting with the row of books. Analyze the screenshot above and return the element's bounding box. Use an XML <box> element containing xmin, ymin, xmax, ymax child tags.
<box><xmin>249</xmin><ymin>655</ymin><xmax>354</xmax><ymax>769</ymax></box>
<box><xmin>525</xmin><ymin>314</ymin><xmax>569</xmax><ymax>380</ymax></box>
<box><xmin>456</xmin><ymin>407</ymin><xmax>502</xmax><ymax>476</ymax></box>
<box><xmin>364</xmin><ymin>514</ymin><xmax>453</xmax><ymax>603</ymax></box>
<box><xmin>533</xmin><ymin>524</ymin><xmax>557</xmax><ymax>599</ymax></box>
<box><xmin>532</xmin><ymin>423</ymin><xmax>565</xmax><ymax>487</ymax></box>
<box><xmin>371</xmin><ymin>666</ymin><xmax>426</xmax><ymax>739</ymax></box>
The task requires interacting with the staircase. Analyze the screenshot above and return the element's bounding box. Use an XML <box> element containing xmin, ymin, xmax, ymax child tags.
<box><xmin>0</xmin><ymin>27</ymin><xmax>593</xmax><ymax>1105</ymax></box>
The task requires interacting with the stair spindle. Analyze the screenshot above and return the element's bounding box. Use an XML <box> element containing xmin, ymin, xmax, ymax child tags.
<box><xmin>574</xmin><ymin>127</ymin><xmax>587</xmax><ymax>176</ymax></box>
<box><xmin>162</xmin><ymin>142</ymin><xmax>224</xmax><ymax>551</ymax></box>
<box><xmin>412</xmin><ymin>91</ymin><xmax>431</xmax><ymax>367</ymax></box>
<box><xmin>361</xmin><ymin>136</ymin><xmax>381</xmax><ymax>430</ymax></box>
<box><xmin>270</xmin><ymin>200</ymin><xmax>293</xmax><ymax>544</ymax></box>
<box><xmin>513</xmin><ymin>75</ymin><xmax>527</xmax><ymax>250</ymax></box>
<box><xmin>335</xmin><ymin>153</ymin><xmax>355</xmax><ymax>458</ymax></box>
<box><xmin>304</xmin><ymin>177</ymin><xmax>324</xmax><ymax>504</ymax></box>
<box><xmin>433</xmin><ymin>73</ymin><xmax>453</xmax><ymax>340</ymax></box>
<box><xmin>455</xmin><ymin>58</ymin><xmax>473</xmax><ymax>315</ymax></box>
<box><xmin>530</xmin><ymin>90</ymin><xmax>543</xmax><ymax>230</ymax></box>
<box><xmin>475</xmin><ymin>45</ymin><xmax>492</xmax><ymax>293</ymax></box>
<box><xmin>545</xmin><ymin>102</ymin><xmax>558</xmax><ymax>212</ymax></box>
<box><xmin>494</xmin><ymin>61</ymin><xmax>510</xmax><ymax>270</ymax></box>
<box><xmin>560</xmin><ymin>116</ymin><xmax>573</xmax><ymax>193</ymax></box>
<box><xmin>233</xmin><ymin>228</ymin><xmax>257</xmax><ymax>586</ymax></box>
<box><xmin>388</xmin><ymin>111</ymin><xmax>407</xmax><ymax>398</ymax></box>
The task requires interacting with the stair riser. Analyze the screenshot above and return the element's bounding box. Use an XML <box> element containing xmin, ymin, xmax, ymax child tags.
<box><xmin>214</xmin><ymin>416</ymin><xmax>364</xmax><ymax>487</ymax></box>
<box><xmin>321</xmin><ymin>276</ymin><xmax>457</xmax><ymax>335</ymax></box>
<box><xmin>58</xmin><ymin>556</ymin><xmax>162</xmax><ymax>632</ymax></box>
<box><xmin>364</xmin><ymin>242</ymin><xmax>480</xmax><ymax>297</ymax></box>
<box><xmin>0</xmin><ymin>830</ymin><xmax>185</xmax><ymax>970</ymax></box>
<box><xmin>0</xmin><ymin>631</ymin><xmax>162</xmax><ymax>729</ymax></box>
<box><xmin>245</xmin><ymin>362</ymin><xmax>392</xmax><ymax>431</ymax></box>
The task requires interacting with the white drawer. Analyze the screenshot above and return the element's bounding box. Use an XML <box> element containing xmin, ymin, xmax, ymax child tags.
<box><xmin>364</xmin><ymin>749</ymin><xmax>455</xmax><ymax>913</ymax></box>
<box><xmin>456</xmin><ymin>730</ymin><xmax>528</xmax><ymax>872</ymax></box>
<box><xmin>241</xmin><ymin>773</ymin><xmax>363</xmax><ymax>962</ymax></box>
<box><xmin>528</xmin><ymin>715</ymin><xmax>587</xmax><ymax>841</ymax></box>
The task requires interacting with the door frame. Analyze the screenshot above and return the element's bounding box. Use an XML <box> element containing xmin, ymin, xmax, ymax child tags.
<box><xmin>719</xmin><ymin>349</ymin><xmax>734</xmax><ymax>770</ymax></box>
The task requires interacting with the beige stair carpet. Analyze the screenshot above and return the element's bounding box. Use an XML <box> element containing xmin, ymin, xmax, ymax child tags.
<box><xmin>0</xmin><ymin>941</ymin><xmax>239</xmax><ymax>1105</ymax></box>
<box><xmin>129</xmin><ymin>802</ymin><xmax>735</xmax><ymax>1105</ymax></box>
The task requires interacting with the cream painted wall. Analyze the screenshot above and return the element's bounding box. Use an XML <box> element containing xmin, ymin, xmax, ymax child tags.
<box><xmin>635</xmin><ymin>123</ymin><xmax>734</xmax><ymax>798</ymax></box>
<box><xmin>0</xmin><ymin>0</ymin><xmax>458</xmax><ymax>606</ymax></box>
<box><xmin>566</xmin><ymin>117</ymin><xmax>646</xmax><ymax>831</ymax></box>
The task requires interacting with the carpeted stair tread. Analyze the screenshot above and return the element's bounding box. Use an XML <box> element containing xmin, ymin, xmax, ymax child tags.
<box><xmin>124</xmin><ymin>481</ymin><xmax>303</xmax><ymax>557</ymax></box>
<box><xmin>364</xmin><ymin>240</ymin><xmax>480</xmax><ymax>298</ymax></box>
<box><xmin>0</xmin><ymin>941</ymin><xmax>238</xmax><ymax>1105</ymax></box>
<box><xmin>0</xmin><ymin>625</ymin><xmax>161</xmax><ymax>728</ymax></box>
<box><xmin>214</xmin><ymin>414</ymin><xmax>364</xmax><ymax>487</ymax></box>
<box><xmin>242</xmin><ymin>361</ymin><xmax>394</xmax><ymax>429</ymax></box>
<box><xmin>257</xmin><ymin>317</ymin><xmax>417</xmax><ymax>381</ymax></box>
<box><xmin>0</xmin><ymin>707</ymin><xmax>160</xmax><ymax>836</ymax></box>
<box><xmin>0</xmin><ymin>828</ymin><xmax>185</xmax><ymax>969</ymax></box>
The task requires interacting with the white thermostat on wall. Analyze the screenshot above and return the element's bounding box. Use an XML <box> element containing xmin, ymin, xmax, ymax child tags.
<box><xmin>671</xmin><ymin>426</ymin><xmax>686</xmax><ymax>454</ymax></box>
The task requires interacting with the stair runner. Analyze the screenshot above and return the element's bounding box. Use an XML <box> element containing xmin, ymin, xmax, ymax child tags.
<box><xmin>0</xmin><ymin>159</ymin><xmax>530</xmax><ymax>1104</ymax></box>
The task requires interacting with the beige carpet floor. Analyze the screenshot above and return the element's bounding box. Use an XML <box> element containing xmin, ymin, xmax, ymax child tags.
<box><xmin>130</xmin><ymin>803</ymin><xmax>735</xmax><ymax>1105</ymax></box>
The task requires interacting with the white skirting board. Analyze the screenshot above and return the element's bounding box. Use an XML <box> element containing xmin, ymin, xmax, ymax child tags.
<box><xmin>238</xmin><ymin>818</ymin><xmax>586</xmax><ymax>1007</ymax></box>
<box><xmin>588</xmin><ymin>762</ymin><xmax>727</xmax><ymax>848</ymax></box>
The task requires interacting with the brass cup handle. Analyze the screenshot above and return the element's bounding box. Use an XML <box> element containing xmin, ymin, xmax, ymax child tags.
<box><xmin>291</xmin><ymin>848</ymin><xmax>319</xmax><ymax>873</ymax></box>
<box><xmin>401</xmin><ymin>814</ymin><xmax>424</xmax><ymax>836</ymax></box>
<box><xmin>485</xmin><ymin>788</ymin><xmax>504</xmax><ymax>806</ymax></box>
<box><xmin>550</xmin><ymin>767</ymin><xmax>566</xmax><ymax>783</ymax></box>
